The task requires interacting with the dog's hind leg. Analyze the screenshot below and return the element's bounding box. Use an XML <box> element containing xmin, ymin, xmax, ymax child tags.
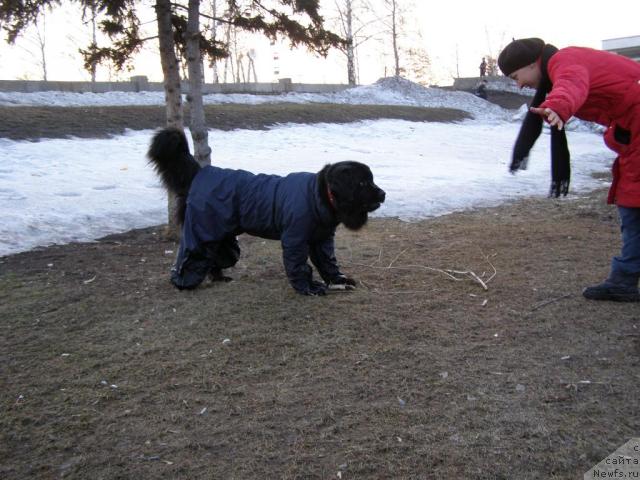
<box><xmin>208</xmin><ymin>268</ymin><xmax>233</xmax><ymax>283</ymax></box>
<box><xmin>170</xmin><ymin>252</ymin><xmax>211</xmax><ymax>290</ymax></box>
<box><xmin>205</xmin><ymin>235</ymin><xmax>240</xmax><ymax>283</ymax></box>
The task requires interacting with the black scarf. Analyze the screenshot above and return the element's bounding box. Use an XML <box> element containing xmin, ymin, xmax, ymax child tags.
<box><xmin>510</xmin><ymin>44</ymin><xmax>570</xmax><ymax>197</ymax></box>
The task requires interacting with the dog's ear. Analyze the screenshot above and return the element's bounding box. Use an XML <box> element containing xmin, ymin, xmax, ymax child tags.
<box><xmin>323</xmin><ymin>162</ymin><xmax>370</xmax><ymax>203</ymax></box>
<box><xmin>319</xmin><ymin>163</ymin><xmax>352</xmax><ymax>205</ymax></box>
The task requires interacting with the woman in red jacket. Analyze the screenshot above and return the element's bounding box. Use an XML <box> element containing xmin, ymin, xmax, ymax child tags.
<box><xmin>498</xmin><ymin>37</ymin><xmax>640</xmax><ymax>302</ymax></box>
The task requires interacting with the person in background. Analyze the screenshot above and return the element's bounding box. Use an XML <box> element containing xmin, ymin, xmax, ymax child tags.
<box><xmin>479</xmin><ymin>57</ymin><xmax>487</xmax><ymax>77</ymax></box>
<box><xmin>498</xmin><ymin>37</ymin><xmax>640</xmax><ymax>302</ymax></box>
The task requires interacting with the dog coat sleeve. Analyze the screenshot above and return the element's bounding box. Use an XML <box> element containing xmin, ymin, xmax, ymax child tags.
<box><xmin>309</xmin><ymin>231</ymin><xmax>342</xmax><ymax>283</ymax></box>
<box><xmin>281</xmin><ymin>224</ymin><xmax>316</xmax><ymax>293</ymax></box>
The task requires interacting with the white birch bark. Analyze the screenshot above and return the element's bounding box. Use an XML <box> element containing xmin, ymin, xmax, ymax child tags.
<box><xmin>186</xmin><ymin>0</ymin><xmax>211</xmax><ymax>167</ymax></box>
<box><xmin>155</xmin><ymin>0</ymin><xmax>184</xmax><ymax>237</ymax></box>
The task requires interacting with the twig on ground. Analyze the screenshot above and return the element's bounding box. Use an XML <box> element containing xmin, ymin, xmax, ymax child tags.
<box><xmin>388</xmin><ymin>248</ymin><xmax>409</xmax><ymax>268</ymax></box>
<box><xmin>346</xmin><ymin>251</ymin><xmax>497</xmax><ymax>291</ymax></box>
<box><xmin>530</xmin><ymin>294</ymin><xmax>572</xmax><ymax>312</ymax></box>
<box><xmin>373</xmin><ymin>247</ymin><xmax>383</xmax><ymax>267</ymax></box>
<box><xmin>444</xmin><ymin>268</ymin><xmax>488</xmax><ymax>290</ymax></box>
<box><xmin>482</xmin><ymin>252</ymin><xmax>498</xmax><ymax>283</ymax></box>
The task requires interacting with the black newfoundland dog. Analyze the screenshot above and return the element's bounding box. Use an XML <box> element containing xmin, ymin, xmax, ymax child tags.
<box><xmin>148</xmin><ymin>128</ymin><xmax>385</xmax><ymax>295</ymax></box>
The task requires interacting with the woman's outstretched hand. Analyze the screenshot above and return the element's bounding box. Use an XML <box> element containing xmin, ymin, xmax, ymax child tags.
<box><xmin>530</xmin><ymin>107</ymin><xmax>564</xmax><ymax>130</ymax></box>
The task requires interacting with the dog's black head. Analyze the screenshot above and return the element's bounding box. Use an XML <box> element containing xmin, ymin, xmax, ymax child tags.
<box><xmin>319</xmin><ymin>161</ymin><xmax>386</xmax><ymax>230</ymax></box>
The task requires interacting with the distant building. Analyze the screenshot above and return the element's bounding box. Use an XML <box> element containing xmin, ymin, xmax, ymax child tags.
<box><xmin>602</xmin><ymin>35</ymin><xmax>640</xmax><ymax>62</ymax></box>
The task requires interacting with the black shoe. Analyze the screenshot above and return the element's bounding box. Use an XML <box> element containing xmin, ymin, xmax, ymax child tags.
<box><xmin>582</xmin><ymin>281</ymin><xmax>640</xmax><ymax>302</ymax></box>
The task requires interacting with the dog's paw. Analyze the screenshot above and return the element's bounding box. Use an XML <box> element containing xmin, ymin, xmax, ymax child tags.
<box><xmin>327</xmin><ymin>275</ymin><xmax>356</xmax><ymax>291</ymax></box>
<box><xmin>208</xmin><ymin>268</ymin><xmax>233</xmax><ymax>283</ymax></box>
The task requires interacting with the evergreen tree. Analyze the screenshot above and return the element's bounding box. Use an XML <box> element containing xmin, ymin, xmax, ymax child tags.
<box><xmin>1</xmin><ymin>0</ymin><xmax>344</xmax><ymax>235</ymax></box>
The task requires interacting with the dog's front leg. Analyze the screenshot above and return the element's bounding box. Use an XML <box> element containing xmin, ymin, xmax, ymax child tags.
<box><xmin>309</xmin><ymin>236</ymin><xmax>356</xmax><ymax>291</ymax></box>
<box><xmin>281</xmin><ymin>236</ymin><xmax>326</xmax><ymax>296</ymax></box>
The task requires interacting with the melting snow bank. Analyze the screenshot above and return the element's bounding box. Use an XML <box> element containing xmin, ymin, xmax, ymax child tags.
<box><xmin>0</xmin><ymin>76</ymin><xmax>511</xmax><ymax>123</ymax></box>
<box><xmin>0</xmin><ymin>121</ymin><xmax>613</xmax><ymax>256</ymax></box>
<box><xmin>278</xmin><ymin>77</ymin><xmax>511</xmax><ymax>123</ymax></box>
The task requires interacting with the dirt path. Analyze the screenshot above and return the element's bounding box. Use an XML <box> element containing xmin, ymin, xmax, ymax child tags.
<box><xmin>1</xmin><ymin>100</ymin><xmax>637</xmax><ymax>479</ymax></box>
<box><xmin>0</xmin><ymin>103</ymin><xmax>469</xmax><ymax>140</ymax></box>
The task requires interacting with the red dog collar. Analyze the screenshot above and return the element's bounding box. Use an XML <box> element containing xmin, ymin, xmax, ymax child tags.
<box><xmin>326</xmin><ymin>187</ymin><xmax>336</xmax><ymax>210</ymax></box>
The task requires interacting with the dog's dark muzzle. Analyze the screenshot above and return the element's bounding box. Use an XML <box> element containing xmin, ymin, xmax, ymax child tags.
<box><xmin>367</xmin><ymin>187</ymin><xmax>386</xmax><ymax>212</ymax></box>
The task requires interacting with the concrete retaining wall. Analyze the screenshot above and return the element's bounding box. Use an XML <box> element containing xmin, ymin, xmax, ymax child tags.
<box><xmin>0</xmin><ymin>76</ymin><xmax>352</xmax><ymax>94</ymax></box>
<box><xmin>452</xmin><ymin>76</ymin><xmax>512</xmax><ymax>91</ymax></box>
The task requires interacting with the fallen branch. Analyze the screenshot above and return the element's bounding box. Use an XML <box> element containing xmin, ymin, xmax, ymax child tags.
<box><xmin>388</xmin><ymin>248</ymin><xmax>409</xmax><ymax>268</ymax></box>
<box><xmin>346</xmin><ymin>251</ymin><xmax>497</xmax><ymax>291</ymax></box>
<box><xmin>444</xmin><ymin>268</ymin><xmax>488</xmax><ymax>290</ymax></box>
<box><xmin>529</xmin><ymin>294</ymin><xmax>572</xmax><ymax>312</ymax></box>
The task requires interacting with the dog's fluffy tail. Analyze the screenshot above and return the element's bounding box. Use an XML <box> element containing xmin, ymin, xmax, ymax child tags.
<box><xmin>147</xmin><ymin>127</ymin><xmax>201</xmax><ymax>224</ymax></box>
<box><xmin>148</xmin><ymin>127</ymin><xmax>201</xmax><ymax>196</ymax></box>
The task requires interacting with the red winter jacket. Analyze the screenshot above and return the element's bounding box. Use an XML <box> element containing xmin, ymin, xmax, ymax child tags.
<box><xmin>539</xmin><ymin>47</ymin><xmax>640</xmax><ymax>207</ymax></box>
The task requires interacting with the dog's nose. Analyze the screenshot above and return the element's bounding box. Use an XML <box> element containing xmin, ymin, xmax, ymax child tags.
<box><xmin>377</xmin><ymin>188</ymin><xmax>386</xmax><ymax>203</ymax></box>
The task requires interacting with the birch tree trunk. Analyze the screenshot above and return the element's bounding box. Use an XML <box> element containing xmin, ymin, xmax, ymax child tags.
<box><xmin>223</xmin><ymin>25</ymin><xmax>239</xmax><ymax>82</ymax></box>
<box><xmin>248</xmin><ymin>57</ymin><xmax>257</xmax><ymax>82</ymax></box>
<box><xmin>345</xmin><ymin>0</ymin><xmax>356</xmax><ymax>85</ymax></box>
<box><xmin>35</xmin><ymin>12</ymin><xmax>48</xmax><ymax>81</ymax></box>
<box><xmin>155</xmin><ymin>0</ymin><xmax>184</xmax><ymax>237</ymax></box>
<box><xmin>390</xmin><ymin>0</ymin><xmax>400</xmax><ymax>76</ymax></box>
<box><xmin>186</xmin><ymin>0</ymin><xmax>211</xmax><ymax>167</ymax></box>
<box><xmin>230</xmin><ymin>27</ymin><xmax>238</xmax><ymax>82</ymax></box>
<box><xmin>210</xmin><ymin>0</ymin><xmax>219</xmax><ymax>83</ymax></box>
<box><xmin>90</xmin><ymin>2</ymin><xmax>97</xmax><ymax>85</ymax></box>
<box><xmin>237</xmin><ymin>54</ymin><xmax>245</xmax><ymax>82</ymax></box>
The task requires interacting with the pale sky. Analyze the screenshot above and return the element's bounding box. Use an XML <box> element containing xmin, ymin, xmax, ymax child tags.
<box><xmin>0</xmin><ymin>0</ymin><xmax>638</xmax><ymax>86</ymax></box>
